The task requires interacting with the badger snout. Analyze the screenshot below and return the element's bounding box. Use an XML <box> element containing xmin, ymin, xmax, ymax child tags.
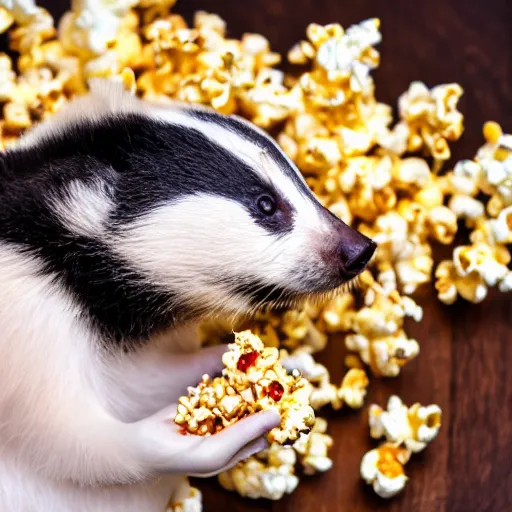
<box><xmin>318</xmin><ymin>214</ymin><xmax>376</xmax><ymax>283</ymax></box>
<box><xmin>337</xmin><ymin>223</ymin><xmax>377</xmax><ymax>278</ymax></box>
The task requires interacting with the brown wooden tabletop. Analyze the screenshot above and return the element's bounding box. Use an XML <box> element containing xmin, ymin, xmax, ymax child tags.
<box><xmin>8</xmin><ymin>0</ymin><xmax>512</xmax><ymax>510</ymax></box>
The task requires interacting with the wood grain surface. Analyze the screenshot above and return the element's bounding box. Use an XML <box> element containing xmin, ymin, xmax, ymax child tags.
<box><xmin>8</xmin><ymin>0</ymin><xmax>512</xmax><ymax>510</ymax></box>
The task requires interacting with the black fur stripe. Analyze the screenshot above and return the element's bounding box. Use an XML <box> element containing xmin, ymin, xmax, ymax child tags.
<box><xmin>0</xmin><ymin>163</ymin><xmax>181</xmax><ymax>345</ymax></box>
<box><xmin>188</xmin><ymin>109</ymin><xmax>316</xmax><ymax>198</ymax></box>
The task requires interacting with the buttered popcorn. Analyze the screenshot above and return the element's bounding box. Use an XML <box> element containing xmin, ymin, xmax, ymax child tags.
<box><xmin>341</xmin><ymin>271</ymin><xmax>422</xmax><ymax>377</ymax></box>
<box><xmin>369</xmin><ymin>395</ymin><xmax>442</xmax><ymax>453</ymax></box>
<box><xmin>293</xmin><ymin>417</ymin><xmax>333</xmax><ymax>475</ymax></box>
<box><xmin>175</xmin><ymin>331</ymin><xmax>315</xmax><ymax>444</ymax></box>
<box><xmin>360</xmin><ymin>443</ymin><xmax>411</xmax><ymax>499</ymax></box>
<box><xmin>282</xmin><ymin>348</ymin><xmax>370</xmax><ymax>410</ymax></box>
<box><xmin>166</xmin><ymin>478</ymin><xmax>202</xmax><ymax>512</ymax></box>
<box><xmin>379</xmin><ymin>81</ymin><xmax>464</xmax><ymax>168</ymax></box>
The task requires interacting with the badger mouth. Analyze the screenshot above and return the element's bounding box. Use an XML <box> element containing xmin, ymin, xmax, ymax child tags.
<box><xmin>227</xmin><ymin>274</ymin><xmax>362</xmax><ymax>315</ymax></box>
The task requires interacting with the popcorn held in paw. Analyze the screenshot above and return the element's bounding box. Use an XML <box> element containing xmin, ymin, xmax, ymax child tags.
<box><xmin>175</xmin><ymin>331</ymin><xmax>315</xmax><ymax>444</ymax></box>
<box><xmin>369</xmin><ymin>395</ymin><xmax>442</xmax><ymax>453</ymax></box>
<box><xmin>360</xmin><ymin>443</ymin><xmax>411</xmax><ymax>499</ymax></box>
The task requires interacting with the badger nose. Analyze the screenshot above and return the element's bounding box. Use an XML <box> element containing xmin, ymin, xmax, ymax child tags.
<box><xmin>342</xmin><ymin>239</ymin><xmax>377</xmax><ymax>274</ymax></box>
<box><xmin>337</xmin><ymin>226</ymin><xmax>377</xmax><ymax>276</ymax></box>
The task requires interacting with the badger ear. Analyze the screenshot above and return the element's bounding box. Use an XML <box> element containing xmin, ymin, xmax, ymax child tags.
<box><xmin>87</xmin><ymin>78</ymin><xmax>141</xmax><ymax>113</ymax></box>
<box><xmin>17</xmin><ymin>79</ymin><xmax>147</xmax><ymax>150</ymax></box>
<box><xmin>88</xmin><ymin>78</ymin><xmax>126</xmax><ymax>102</ymax></box>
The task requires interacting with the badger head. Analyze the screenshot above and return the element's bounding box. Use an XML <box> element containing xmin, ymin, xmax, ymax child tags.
<box><xmin>5</xmin><ymin>81</ymin><xmax>375</xmax><ymax>344</ymax></box>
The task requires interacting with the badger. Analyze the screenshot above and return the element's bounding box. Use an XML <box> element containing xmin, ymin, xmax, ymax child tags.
<box><xmin>0</xmin><ymin>81</ymin><xmax>376</xmax><ymax>512</ymax></box>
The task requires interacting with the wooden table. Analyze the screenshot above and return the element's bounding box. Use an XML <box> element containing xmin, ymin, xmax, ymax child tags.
<box><xmin>9</xmin><ymin>0</ymin><xmax>512</xmax><ymax>510</ymax></box>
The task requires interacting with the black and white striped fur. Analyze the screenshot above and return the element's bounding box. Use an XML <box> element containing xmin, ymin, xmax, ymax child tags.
<box><xmin>0</xmin><ymin>81</ymin><xmax>375</xmax><ymax>511</ymax></box>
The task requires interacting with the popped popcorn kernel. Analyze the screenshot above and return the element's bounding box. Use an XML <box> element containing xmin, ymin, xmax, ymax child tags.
<box><xmin>166</xmin><ymin>477</ymin><xmax>202</xmax><ymax>512</ymax></box>
<box><xmin>483</xmin><ymin>121</ymin><xmax>503</xmax><ymax>145</ymax></box>
<box><xmin>0</xmin><ymin>7</ymin><xmax>14</xmax><ymax>33</ymax></box>
<box><xmin>338</xmin><ymin>368</ymin><xmax>369</xmax><ymax>408</ymax></box>
<box><xmin>369</xmin><ymin>395</ymin><xmax>442</xmax><ymax>453</ymax></box>
<box><xmin>341</xmin><ymin>273</ymin><xmax>422</xmax><ymax>377</ymax></box>
<box><xmin>293</xmin><ymin>349</ymin><xmax>369</xmax><ymax>410</ymax></box>
<box><xmin>393</xmin><ymin>81</ymin><xmax>464</xmax><ymax>166</ymax></box>
<box><xmin>293</xmin><ymin>417</ymin><xmax>333</xmax><ymax>475</ymax></box>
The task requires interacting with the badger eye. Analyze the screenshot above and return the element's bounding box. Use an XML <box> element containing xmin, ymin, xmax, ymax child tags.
<box><xmin>257</xmin><ymin>195</ymin><xmax>277</xmax><ymax>215</ymax></box>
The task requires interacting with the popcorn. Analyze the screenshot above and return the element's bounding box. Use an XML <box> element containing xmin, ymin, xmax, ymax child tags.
<box><xmin>384</xmin><ymin>81</ymin><xmax>464</xmax><ymax>167</ymax></box>
<box><xmin>293</xmin><ymin>349</ymin><xmax>369</xmax><ymax>410</ymax></box>
<box><xmin>337</xmin><ymin>368</ymin><xmax>369</xmax><ymax>408</ymax></box>
<box><xmin>435</xmin><ymin>122</ymin><xmax>512</xmax><ymax>304</ymax></box>
<box><xmin>435</xmin><ymin>259</ymin><xmax>487</xmax><ymax>304</ymax></box>
<box><xmin>453</xmin><ymin>244</ymin><xmax>508</xmax><ymax>286</ymax></box>
<box><xmin>219</xmin><ymin>416</ymin><xmax>333</xmax><ymax>498</ymax></box>
<box><xmin>369</xmin><ymin>395</ymin><xmax>442</xmax><ymax>453</ymax></box>
<box><xmin>476</xmin><ymin>121</ymin><xmax>512</xmax><ymax>203</ymax></box>
<box><xmin>175</xmin><ymin>331</ymin><xmax>315</xmax><ymax>444</ymax></box>
<box><xmin>3</xmin><ymin>0</ymin><xmax>55</xmax><ymax>53</ymax></box>
<box><xmin>0</xmin><ymin>7</ymin><xmax>13</xmax><ymax>33</ymax></box>
<box><xmin>319</xmin><ymin>292</ymin><xmax>355</xmax><ymax>332</ymax></box>
<box><xmin>226</xmin><ymin>306</ymin><xmax>328</xmax><ymax>353</ymax></box>
<box><xmin>425</xmin><ymin>206</ymin><xmax>458</xmax><ymax>245</ymax></box>
<box><xmin>360</xmin><ymin>443</ymin><xmax>410</xmax><ymax>498</ymax></box>
<box><xmin>491</xmin><ymin>205</ymin><xmax>512</xmax><ymax>243</ymax></box>
<box><xmin>293</xmin><ymin>417</ymin><xmax>333</xmax><ymax>475</ymax></box>
<box><xmin>1</xmin><ymin>0</ymin><xmax>509</xmax><ymax>503</ymax></box>
<box><xmin>391</xmin><ymin>157</ymin><xmax>431</xmax><ymax>189</ymax></box>
<box><xmin>58</xmin><ymin>0</ymin><xmax>138</xmax><ymax>58</ymax></box>
<box><xmin>363</xmin><ymin>396</ymin><xmax>442</xmax><ymax>498</ymax></box>
<box><xmin>340</xmin><ymin>272</ymin><xmax>421</xmax><ymax>376</ymax></box>
<box><xmin>448</xmin><ymin>195</ymin><xmax>486</xmax><ymax>225</ymax></box>
<box><xmin>218</xmin><ymin>443</ymin><xmax>299</xmax><ymax>500</ymax></box>
<box><xmin>167</xmin><ymin>478</ymin><xmax>202</xmax><ymax>512</ymax></box>
<box><xmin>346</xmin><ymin>331</ymin><xmax>419</xmax><ymax>378</ymax></box>
<box><xmin>288</xmin><ymin>19</ymin><xmax>381</xmax><ymax>96</ymax></box>
<box><xmin>435</xmin><ymin>238</ymin><xmax>511</xmax><ymax>304</ymax></box>
<box><xmin>283</xmin><ymin>19</ymin><xmax>390</xmax><ymax>165</ymax></box>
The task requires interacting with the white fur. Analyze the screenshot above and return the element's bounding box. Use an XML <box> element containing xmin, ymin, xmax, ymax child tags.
<box><xmin>0</xmin><ymin>245</ymin><xmax>145</xmax><ymax>504</ymax></box>
<box><xmin>50</xmin><ymin>179</ymin><xmax>114</xmax><ymax>238</ymax></box>
<box><xmin>0</xmin><ymin>243</ymin><xmax>266</xmax><ymax>511</ymax></box>
<box><xmin>112</xmin><ymin>193</ymin><xmax>313</xmax><ymax>315</ymax></box>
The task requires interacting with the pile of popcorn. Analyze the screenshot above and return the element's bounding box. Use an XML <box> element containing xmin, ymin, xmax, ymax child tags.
<box><xmin>1</xmin><ymin>0</ymin><xmax>509</xmax><ymax>507</ymax></box>
<box><xmin>175</xmin><ymin>330</ymin><xmax>315</xmax><ymax>445</ymax></box>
